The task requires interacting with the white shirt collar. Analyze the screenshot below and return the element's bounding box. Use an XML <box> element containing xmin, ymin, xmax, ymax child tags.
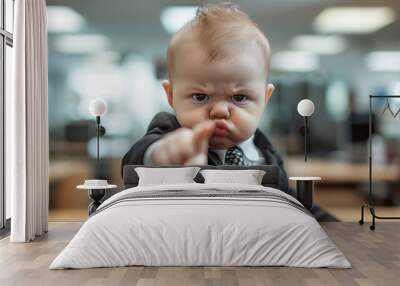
<box><xmin>210</xmin><ymin>134</ymin><xmax>260</xmax><ymax>163</ymax></box>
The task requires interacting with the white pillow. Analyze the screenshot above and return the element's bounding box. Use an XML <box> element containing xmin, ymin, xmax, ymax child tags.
<box><xmin>200</xmin><ymin>169</ymin><xmax>266</xmax><ymax>185</ymax></box>
<box><xmin>135</xmin><ymin>167</ymin><xmax>201</xmax><ymax>186</ymax></box>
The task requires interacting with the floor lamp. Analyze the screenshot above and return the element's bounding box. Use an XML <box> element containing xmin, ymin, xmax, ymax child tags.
<box><xmin>78</xmin><ymin>98</ymin><xmax>117</xmax><ymax>216</ymax></box>
<box><xmin>289</xmin><ymin>99</ymin><xmax>319</xmax><ymax>211</ymax></box>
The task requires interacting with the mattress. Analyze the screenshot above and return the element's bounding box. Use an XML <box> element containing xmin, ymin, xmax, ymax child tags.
<box><xmin>50</xmin><ymin>183</ymin><xmax>351</xmax><ymax>269</ymax></box>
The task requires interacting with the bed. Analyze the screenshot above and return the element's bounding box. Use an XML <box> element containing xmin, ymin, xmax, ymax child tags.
<box><xmin>49</xmin><ymin>165</ymin><xmax>350</xmax><ymax>269</ymax></box>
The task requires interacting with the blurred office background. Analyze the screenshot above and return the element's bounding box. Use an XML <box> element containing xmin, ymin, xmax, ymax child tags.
<box><xmin>46</xmin><ymin>0</ymin><xmax>400</xmax><ymax>221</ymax></box>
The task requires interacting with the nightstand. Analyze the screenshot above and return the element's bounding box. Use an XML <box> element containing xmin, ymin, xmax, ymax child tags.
<box><xmin>77</xmin><ymin>182</ymin><xmax>117</xmax><ymax>216</ymax></box>
<box><xmin>289</xmin><ymin>177</ymin><xmax>321</xmax><ymax>209</ymax></box>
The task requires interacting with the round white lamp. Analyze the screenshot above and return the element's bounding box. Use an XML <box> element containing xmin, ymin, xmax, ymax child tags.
<box><xmin>297</xmin><ymin>99</ymin><xmax>315</xmax><ymax>117</ymax></box>
<box><xmin>89</xmin><ymin>98</ymin><xmax>107</xmax><ymax>117</ymax></box>
<box><xmin>89</xmin><ymin>98</ymin><xmax>107</xmax><ymax>161</ymax></box>
<box><xmin>297</xmin><ymin>99</ymin><xmax>315</xmax><ymax>162</ymax></box>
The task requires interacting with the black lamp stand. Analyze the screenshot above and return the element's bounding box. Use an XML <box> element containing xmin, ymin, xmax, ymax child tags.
<box><xmin>95</xmin><ymin>115</ymin><xmax>106</xmax><ymax>161</ymax></box>
<box><xmin>304</xmin><ymin>116</ymin><xmax>308</xmax><ymax>162</ymax></box>
<box><xmin>87</xmin><ymin>116</ymin><xmax>107</xmax><ymax>216</ymax></box>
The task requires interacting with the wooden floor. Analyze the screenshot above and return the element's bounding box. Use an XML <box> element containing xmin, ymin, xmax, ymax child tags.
<box><xmin>1</xmin><ymin>222</ymin><xmax>399</xmax><ymax>286</ymax></box>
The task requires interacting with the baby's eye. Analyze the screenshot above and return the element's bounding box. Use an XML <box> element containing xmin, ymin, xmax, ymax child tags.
<box><xmin>231</xmin><ymin>95</ymin><xmax>248</xmax><ymax>103</ymax></box>
<box><xmin>192</xmin><ymin>93</ymin><xmax>209</xmax><ymax>103</ymax></box>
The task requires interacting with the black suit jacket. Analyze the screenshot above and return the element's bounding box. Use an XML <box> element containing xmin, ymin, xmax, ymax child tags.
<box><xmin>121</xmin><ymin>112</ymin><xmax>292</xmax><ymax>196</ymax></box>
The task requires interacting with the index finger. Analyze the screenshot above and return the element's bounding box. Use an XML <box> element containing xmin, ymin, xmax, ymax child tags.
<box><xmin>192</xmin><ymin>120</ymin><xmax>216</xmax><ymax>152</ymax></box>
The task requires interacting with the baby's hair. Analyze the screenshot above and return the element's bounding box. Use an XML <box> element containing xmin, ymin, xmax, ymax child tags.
<box><xmin>167</xmin><ymin>2</ymin><xmax>271</xmax><ymax>81</ymax></box>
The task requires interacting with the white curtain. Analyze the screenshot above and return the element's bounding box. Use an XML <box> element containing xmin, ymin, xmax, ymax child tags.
<box><xmin>8</xmin><ymin>0</ymin><xmax>49</xmax><ymax>242</ymax></box>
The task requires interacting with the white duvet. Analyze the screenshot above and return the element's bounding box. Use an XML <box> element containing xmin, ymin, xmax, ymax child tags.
<box><xmin>50</xmin><ymin>183</ymin><xmax>351</xmax><ymax>269</ymax></box>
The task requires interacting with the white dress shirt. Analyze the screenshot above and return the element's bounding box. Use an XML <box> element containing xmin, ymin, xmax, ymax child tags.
<box><xmin>209</xmin><ymin>134</ymin><xmax>266</xmax><ymax>165</ymax></box>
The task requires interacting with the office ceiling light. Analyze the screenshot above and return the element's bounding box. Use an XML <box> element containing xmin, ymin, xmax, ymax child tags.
<box><xmin>314</xmin><ymin>7</ymin><xmax>396</xmax><ymax>34</ymax></box>
<box><xmin>291</xmin><ymin>35</ymin><xmax>347</xmax><ymax>54</ymax></box>
<box><xmin>47</xmin><ymin>6</ymin><xmax>85</xmax><ymax>33</ymax></box>
<box><xmin>365</xmin><ymin>51</ymin><xmax>400</xmax><ymax>71</ymax></box>
<box><xmin>55</xmin><ymin>34</ymin><xmax>110</xmax><ymax>54</ymax></box>
<box><xmin>272</xmin><ymin>51</ymin><xmax>319</xmax><ymax>72</ymax></box>
<box><xmin>161</xmin><ymin>6</ymin><xmax>198</xmax><ymax>34</ymax></box>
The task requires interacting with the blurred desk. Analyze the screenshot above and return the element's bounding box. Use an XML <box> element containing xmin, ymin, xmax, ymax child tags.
<box><xmin>49</xmin><ymin>158</ymin><xmax>122</xmax><ymax>210</ymax></box>
<box><xmin>286</xmin><ymin>157</ymin><xmax>400</xmax><ymax>183</ymax></box>
<box><xmin>50</xmin><ymin>158</ymin><xmax>90</xmax><ymax>184</ymax></box>
<box><xmin>50</xmin><ymin>158</ymin><xmax>91</xmax><ymax>209</ymax></box>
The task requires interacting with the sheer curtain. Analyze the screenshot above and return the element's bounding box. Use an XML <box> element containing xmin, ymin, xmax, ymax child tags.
<box><xmin>8</xmin><ymin>0</ymin><xmax>49</xmax><ymax>242</ymax></box>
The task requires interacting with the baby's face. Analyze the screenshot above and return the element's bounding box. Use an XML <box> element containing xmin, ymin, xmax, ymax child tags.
<box><xmin>163</xmin><ymin>42</ymin><xmax>273</xmax><ymax>149</ymax></box>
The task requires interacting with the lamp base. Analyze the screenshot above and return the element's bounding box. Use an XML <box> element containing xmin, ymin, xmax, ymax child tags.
<box><xmin>88</xmin><ymin>189</ymin><xmax>106</xmax><ymax>216</ymax></box>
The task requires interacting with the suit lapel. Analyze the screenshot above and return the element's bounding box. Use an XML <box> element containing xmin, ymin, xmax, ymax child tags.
<box><xmin>207</xmin><ymin>150</ymin><xmax>222</xmax><ymax>165</ymax></box>
<box><xmin>253</xmin><ymin>129</ymin><xmax>277</xmax><ymax>165</ymax></box>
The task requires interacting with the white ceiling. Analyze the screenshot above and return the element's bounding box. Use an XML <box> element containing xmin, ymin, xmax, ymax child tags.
<box><xmin>46</xmin><ymin>0</ymin><xmax>400</xmax><ymax>58</ymax></box>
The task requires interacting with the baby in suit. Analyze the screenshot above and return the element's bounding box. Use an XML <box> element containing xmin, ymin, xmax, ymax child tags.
<box><xmin>125</xmin><ymin>3</ymin><xmax>276</xmax><ymax>166</ymax></box>
<box><xmin>121</xmin><ymin>3</ymin><xmax>335</xmax><ymax>221</ymax></box>
<box><xmin>123</xmin><ymin>3</ymin><xmax>286</xmax><ymax>178</ymax></box>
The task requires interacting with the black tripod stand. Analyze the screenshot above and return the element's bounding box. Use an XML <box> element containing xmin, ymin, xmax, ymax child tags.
<box><xmin>359</xmin><ymin>95</ymin><xmax>400</xmax><ymax>230</ymax></box>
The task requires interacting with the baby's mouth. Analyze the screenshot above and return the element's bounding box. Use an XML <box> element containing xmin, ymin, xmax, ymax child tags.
<box><xmin>214</xmin><ymin>121</ymin><xmax>229</xmax><ymax>136</ymax></box>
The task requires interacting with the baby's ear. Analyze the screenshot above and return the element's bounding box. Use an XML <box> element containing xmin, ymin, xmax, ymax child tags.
<box><xmin>162</xmin><ymin>80</ymin><xmax>173</xmax><ymax>107</ymax></box>
<box><xmin>264</xmin><ymin>84</ymin><xmax>275</xmax><ymax>104</ymax></box>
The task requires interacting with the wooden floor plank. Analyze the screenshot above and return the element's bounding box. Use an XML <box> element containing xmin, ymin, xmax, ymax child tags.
<box><xmin>0</xmin><ymin>222</ymin><xmax>399</xmax><ymax>286</ymax></box>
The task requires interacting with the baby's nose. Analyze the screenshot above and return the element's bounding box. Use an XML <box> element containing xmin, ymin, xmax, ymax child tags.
<box><xmin>209</xmin><ymin>101</ymin><xmax>230</xmax><ymax>119</ymax></box>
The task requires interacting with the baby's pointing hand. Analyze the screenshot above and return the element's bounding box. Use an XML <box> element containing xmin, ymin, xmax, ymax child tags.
<box><xmin>149</xmin><ymin>121</ymin><xmax>216</xmax><ymax>166</ymax></box>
